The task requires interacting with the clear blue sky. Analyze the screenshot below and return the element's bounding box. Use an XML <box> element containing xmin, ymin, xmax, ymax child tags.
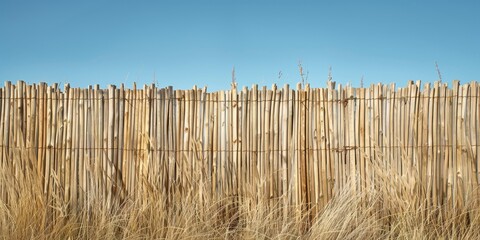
<box><xmin>1</xmin><ymin>0</ymin><xmax>479</xmax><ymax>91</ymax></box>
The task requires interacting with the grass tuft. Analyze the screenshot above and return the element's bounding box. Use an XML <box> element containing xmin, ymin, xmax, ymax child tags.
<box><xmin>1</xmin><ymin>149</ymin><xmax>480</xmax><ymax>239</ymax></box>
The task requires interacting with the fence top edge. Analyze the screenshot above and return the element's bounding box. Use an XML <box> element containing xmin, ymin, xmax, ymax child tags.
<box><xmin>2</xmin><ymin>80</ymin><xmax>478</xmax><ymax>94</ymax></box>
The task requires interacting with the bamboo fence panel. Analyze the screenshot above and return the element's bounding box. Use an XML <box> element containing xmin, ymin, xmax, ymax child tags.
<box><xmin>1</xmin><ymin>80</ymin><xmax>480</xmax><ymax>217</ymax></box>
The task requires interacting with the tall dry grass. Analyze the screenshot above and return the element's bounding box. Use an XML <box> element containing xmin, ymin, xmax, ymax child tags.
<box><xmin>1</xmin><ymin>147</ymin><xmax>480</xmax><ymax>239</ymax></box>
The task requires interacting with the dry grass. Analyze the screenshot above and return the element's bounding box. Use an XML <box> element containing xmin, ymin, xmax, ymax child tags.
<box><xmin>1</xmin><ymin>150</ymin><xmax>480</xmax><ymax>240</ymax></box>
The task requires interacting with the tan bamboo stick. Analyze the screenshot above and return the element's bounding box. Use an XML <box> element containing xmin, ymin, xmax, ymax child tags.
<box><xmin>476</xmin><ymin>82</ymin><xmax>480</xmax><ymax>188</ymax></box>
<box><xmin>375</xmin><ymin>84</ymin><xmax>384</xmax><ymax>171</ymax></box>
<box><xmin>471</xmin><ymin>82</ymin><xmax>479</xmax><ymax>187</ymax></box>
<box><xmin>339</xmin><ymin>84</ymin><xmax>347</xmax><ymax>190</ymax></box>
<box><xmin>212</xmin><ymin>91</ymin><xmax>219</xmax><ymax>199</ymax></box>
<box><xmin>399</xmin><ymin>87</ymin><xmax>406</xmax><ymax>189</ymax></box>
<box><xmin>23</xmin><ymin>83</ymin><xmax>31</xmax><ymax>166</ymax></box>
<box><xmin>11</xmin><ymin>83</ymin><xmax>19</xmax><ymax>196</ymax></box>
<box><xmin>258</xmin><ymin>87</ymin><xmax>265</xmax><ymax>201</ymax></box>
<box><xmin>465</xmin><ymin>83</ymin><xmax>474</xmax><ymax>194</ymax></box>
<box><xmin>461</xmin><ymin>84</ymin><xmax>470</xmax><ymax>194</ymax></box>
<box><xmin>184</xmin><ymin>89</ymin><xmax>192</xmax><ymax>191</ymax></box>
<box><xmin>444</xmin><ymin>84</ymin><xmax>453</xmax><ymax>205</ymax></box>
<box><xmin>0</xmin><ymin>83</ymin><xmax>5</xmax><ymax>202</ymax></box>
<box><xmin>148</xmin><ymin>85</ymin><xmax>156</xmax><ymax>185</ymax></box>
<box><xmin>174</xmin><ymin>89</ymin><xmax>182</xmax><ymax>194</ymax></box>
<box><xmin>50</xmin><ymin>86</ymin><xmax>61</xmax><ymax>207</ymax></box>
<box><xmin>199</xmin><ymin>87</ymin><xmax>209</xmax><ymax>201</ymax></box>
<box><xmin>346</xmin><ymin>86</ymin><xmax>355</xmax><ymax>191</ymax></box>
<box><xmin>43</xmin><ymin>85</ymin><xmax>53</xmax><ymax>197</ymax></box>
<box><xmin>426</xmin><ymin>84</ymin><xmax>435</xmax><ymax>207</ymax></box>
<box><xmin>451</xmin><ymin>81</ymin><xmax>459</xmax><ymax>207</ymax></box>
<box><xmin>409</xmin><ymin>82</ymin><xmax>421</xmax><ymax>194</ymax></box>
<box><xmin>388</xmin><ymin>85</ymin><xmax>396</xmax><ymax>179</ymax></box>
<box><xmin>196</xmin><ymin>87</ymin><xmax>204</xmax><ymax>200</ymax></box>
<box><xmin>58</xmin><ymin>84</ymin><xmax>67</xmax><ymax>204</ymax></box>
<box><xmin>167</xmin><ymin>87</ymin><xmax>175</xmax><ymax>199</ymax></box>
<box><xmin>236</xmin><ymin>86</ymin><xmax>243</xmax><ymax>204</ymax></box>
<box><xmin>459</xmin><ymin>83</ymin><xmax>469</xmax><ymax>206</ymax></box>
<box><xmin>281</xmin><ymin>84</ymin><xmax>289</xmax><ymax>213</ymax></box>
<box><xmin>149</xmin><ymin>87</ymin><xmax>157</xmax><ymax>194</ymax></box>
<box><xmin>125</xmin><ymin>87</ymin><xmax>132</xmax><ymax>199</ymax></box>
<box><xmin>1</xmin><ymin>83</ymin><xmax>8</xmax><ymax>171</ymax></box>
<box><xmin>312</xmin><ymin>88</ymin><xmax>321</xmax><ymax>213</ymax></box>
<box><xmin>420</xmin><ymin>84</ymin><xmax>430</xmax><ymax>204</ymax></box>
<box><xmin>102</xmin><ymin>87</ymin><xmax>110</xmax><ymax>202</ymax></box>
<box><xmin>96</xmin><ymin>85</ymin><xmax>106</xmax><ymax>201</ymax></box>
<box><xmin>14</xmin><ymin>81</ymin><xmax>24</xmax><ymax>167</ymax></box>
<box><xmin>357</xmin><ymin>88</ymin><xmax>365</xmax><ymax>193</ymax></box>
<box><xmin>405</xmin><ymin>83</ymin><xmax>414</xmax><ymax>180</ymax></box>
<box><xmin>353</xmin><ymin>87</ymin><xmax>360</xmax><ymax>193</ymax></box>
<box><xmin>440</xmin><ymin>82</ymin><xmax>449</xmax><ymax>204</ymax></box>
<box><xmin>217</xmin><ymin>90</ymin><xmax>225</xmax><ymax>197</ymax></box>
<box><xmin>71</xmin><ymin>88</ymin><xmax>80</xmax><ymax>209</ymax></box>
<box><xmin>187</xmin><ymin>88</ymin><xmax>194</xmax><ymax>191</ymax></box>
<box><xmin>454</xmin><ymin>82</ymin><xmax>464</xmax><ymax>207</ymax></box>
<box><xmin>117</xmin><ymin>86</ymin><xmax>125</xmax><ymax>199</ymax></box>
<box><xmin>384</xmin><ymin>85</ymin><xmax>396</xmax><ymax>186</ymax></box>
<box><xmin>372</xmin><ymin>85</ymin><xmax>380</xmax><ymax>188</ymax></box>
<box><xmin>127</xmin><ymin>89</ymin><xmax>138</xmax><ymax>198</ymax></box>
<box><xmin>319</xmin><ymin>88</ymin><xmax>330</xmax><ymax>205</ymax></box>
<box><xmin>139</xmin><ymin>86</ymin><xmax>147</xmax><ymax>193</ymax></box>
<box><xmin>106</xmin><ymin>86</ymin><xmax>115</xmax><ymax>207</ymax></box>
<box><xmin>140</xmin><ymin>87</ymin><xmax>148</xmax><ymax>198</ymax></box>
<box><xmin>131</xmin><ymin>86</ymin><xmax>138</xmax><ymax>198</ymax></box>
<box><xmin>364</xmin><ymin>86</ymin><xmax>372</xmax><ymax>192</ymax></box>
<box><xmin>63</xmin><ymin>86</ymin><xmax>73</xmax><ymax>207</ymax></box>
<box><xmin>10</xmin><ymin>83</ymin><xmax>17</xmax><ymax>176</ymax></box>
<box><xmin>143</xmin><ymin>86</ymin><xmax>150</xmax><ymax>187</ymax></box>
<box><xmin>250</xmin><ymin>85</ymin><xmax>259</xmax><ymax>204</ymax></box>
<box><xmin>207</xmin><ymin>91</ymin><xmax>214</xmax><ymax>198</ymax></box>
<box><xmin>287</xmin><ymin>86</ymin><xmax>294</xmax><ymax>206</ymax></box>
<box><xmin>307</xmin><ymin>85</ymin><xmax>314</xmax><ymax>212</ymax></box>
<box><xmin>221</xmin><ymin>89</ymin><xmax>227</xmax><ymax>199</ymax></box>
<box><xmin>268</xmin><ymin>85</ymin><xmax>276</xmax><ymax>206</ymax></box>
<box><xmin>0</xmin><ymin>84</ymin><xmax>6</xmax><ymax>178</ymax></box>
<box><xmin>406</xmin><ymin>84</ymin><xmax>414</xmax><ymax>189</ymax></box>
<box><xmin>241</xmin><ymin>87</ymin><xmax>248</xmax><ymax>202</ymax></box>
<box><xmin>297</xmin><ymin>83</ymin><xmax>306</xmax><ymax>215</ymax></box>
<box><xmin>331</xmin><ymin>83</ymin><xmax>339</xmax><ymax>193</ymax></box>
<box><xmin>158</xmin><ymin>87</ymin><xmax>165</xmax><ymax>195</ymax></box>
<box><xmin>76</xmin><ymin>88</ymin><xmax>85</xmax><ymax>207</ymax></box>
<box><xmin>304</xmin><ymin>85</ymin><xmax>314</xmax><ymax>216</ymax></box>
<box><xmin>227</xmin><ymin>87</ymin><xmax>234</xmax><ymax>202</ymax></box>
<box><xmin>305</xmin><ymin>85</ymin><xmax>314</xmax><ymax>218</ymax></box>
<box><xmin>85</xmin><ymin>86</ymin><xmax>94</xmax><ymax>203</ymax></box>
<box><xmin>223</xmin><ymin>89</ymin><xmax>230</xmax><ymax>199</ymax></box>
<box><xmin>230</xmin><ymin>85</ymin><xmax>238</xmax><ymax>203</ymax></box>
<box><xmin>8</xmin><ymin>83</ymin><xmax>15</xmax><ymax>167</ymax></box>
<box><xmin>273</xmin><ymin>85</ymin><xmax>281</xmax><ymax>207</ymax></box>
<box><xmin>133</xmin><ymin>86</ymin><xmax>140</xmax><ymax>198</ymax></box>
<box><xmin>91</xmin><ymin>85</ymin><xmax>98</xmax><ymax>199</ymax></box>
<box><xmin>239</xmin><ymin>87</ymin><xmax>247</xmax><ymax>200</ymax></box>
<box><xmin>326</xmin><ymin>81</ymin><xmax>336</xmax><ymax>195</ymax></box>
<box><xmin>263</xmin><ymin>87</ymin><xmax>272</xmax><ymax>207</ymax></box>
<box><xmin>432</xmin><ymin>84</ymin><xmax>440</xmax><ymax>207</ymax></box>
<box><xmin>36</xmin><ymin>83</ymin><xmax>45</xmax><ymax>187</ymax></box>
<box><xmin>214</xmin><ymin>90</ymin><xmax>221</xmax><ymax>200</ymax></box>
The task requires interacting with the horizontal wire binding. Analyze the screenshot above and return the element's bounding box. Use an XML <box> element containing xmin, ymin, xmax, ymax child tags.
<box><xmin>1</xmin><ymin>145</ymin><xmax>479</xmax><ymax>152</ymax></box>
<box><xmin>0</xmin><ymin>94</ymin><xmax>478</xmax><ymax>102</ymax></box>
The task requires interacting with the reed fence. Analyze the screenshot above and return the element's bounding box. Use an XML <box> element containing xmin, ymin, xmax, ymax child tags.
<box><xmin>1</xmin><ymin>80</ymin><xmax>479</xmax><ymax>217</ymax></box>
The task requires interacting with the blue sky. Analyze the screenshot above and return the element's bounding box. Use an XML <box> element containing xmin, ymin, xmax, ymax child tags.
<box><xmin>1</xmin><ymin>0</ymin><xmax>479</xmax><ymax>91</ymax></box>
